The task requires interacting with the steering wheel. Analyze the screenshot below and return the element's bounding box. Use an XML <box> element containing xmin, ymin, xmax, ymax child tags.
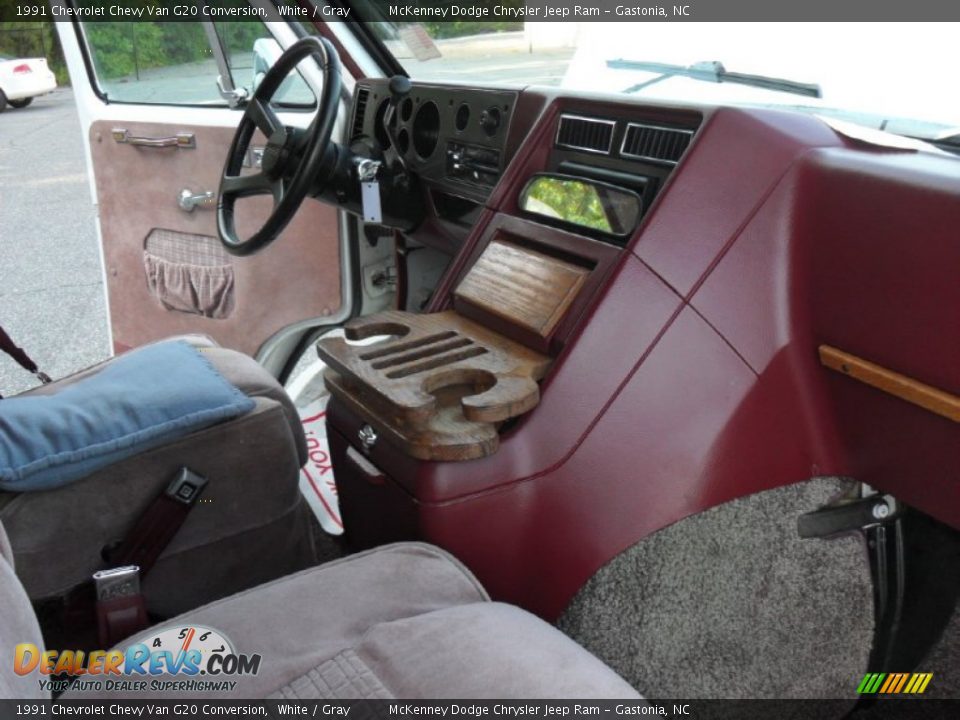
<box><xmin>218</xmin><ymin>36</ymin><xmax>341</xmax><ymax>256</ymax></box>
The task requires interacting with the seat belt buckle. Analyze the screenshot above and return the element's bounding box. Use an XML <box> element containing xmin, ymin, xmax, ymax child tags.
<box><xmin>93</xmin><ymin>565</ymin><xmax>141</xmax><ymax>600</ymax></box>
<box><xmin>93</xmin><ymin>566</ymin><xmax>149</xmax><ymax>648</ymax></box>
<box><xmin>165</xmin><ymin>467</ymin><xmax>207</xmax><ymax>505</ymax></box>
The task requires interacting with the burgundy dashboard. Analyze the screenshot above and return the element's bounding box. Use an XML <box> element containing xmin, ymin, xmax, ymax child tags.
<box><xmin>350</xmin><ymin>81</ymin><xmax>518</xmax><ymax>202</ymax></box>
<box><xmin>328</xmin><ymin>79</ymin><xmax>960</xmax><ymax>620</ymax></box>
<box><xmin>349</xmin><ymin>80</ymin><xmax>699</xmax><ymax>252</ymax></box>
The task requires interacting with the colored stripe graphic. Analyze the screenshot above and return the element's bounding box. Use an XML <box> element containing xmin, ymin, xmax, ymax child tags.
<box><xmin>879</xmin><ymin>674</ymin><xmax>896</xmax><ymax>693</ymax></box>
<box><xmin>892</xmin><ymin>673</ymin><xmax>909</xmax><ymax>693</ymax></box>
<box><xmin>858</xmin><ymin>672</ymin><xmax>933</xmax><ymax>694</ymax></box>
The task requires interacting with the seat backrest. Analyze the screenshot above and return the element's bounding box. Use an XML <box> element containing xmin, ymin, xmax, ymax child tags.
<box><xmin>0</xmin><ymin>521</ymin><xmax>47</xmax><ymax>700</ymax></box>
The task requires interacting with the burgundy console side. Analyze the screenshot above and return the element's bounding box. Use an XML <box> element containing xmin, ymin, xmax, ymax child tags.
<box><xmin>329</xmin><ymin>98</ymin><xmax>960</xmax><ymax>620</ymax></box>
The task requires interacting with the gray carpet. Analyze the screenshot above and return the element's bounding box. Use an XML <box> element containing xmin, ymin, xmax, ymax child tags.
<box><xmin>558</xmin><ymin>478</ymin><xmax>875</xmax><ymax>700</ymax></box>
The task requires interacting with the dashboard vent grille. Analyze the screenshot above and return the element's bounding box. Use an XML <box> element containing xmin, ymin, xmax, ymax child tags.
<box><xmin>556</xmin><ymin>115</ymin><xmax>616</xmax><ymax>154</ymax></box>
<box><xmin>351</xmin><ymin>86</ymin><xmax>370</xmax><ymax>139</ymax></box>
<box><xmin>621</xmin><ymin>123</ymin><xmax>694</xmax><ymax>164</ymax></box>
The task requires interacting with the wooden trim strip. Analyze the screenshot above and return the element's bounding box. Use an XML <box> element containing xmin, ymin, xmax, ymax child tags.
<box><xmin>819</xmin><ymin>345</ymin><xmax>960</xmax><ymax>423</ymax></box>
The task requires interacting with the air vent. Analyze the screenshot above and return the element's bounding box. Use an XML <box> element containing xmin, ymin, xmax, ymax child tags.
<box><xmin>351</xmin><ymin>86</ymin><xmax>370</xmax><ymax>139</ymax></box>
<box><xmin>621</xmin><ymin>123</ymin><xmax>694</xmax><ymax>164</ymax></box>
<box><xmin>556</xmin><ymin>115</ymin><xmax>616</xmax><ymax>154</ymax></box>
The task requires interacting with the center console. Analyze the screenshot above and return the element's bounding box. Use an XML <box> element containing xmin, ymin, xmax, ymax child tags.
<box><xmin>319</xmin><ymin>208</ymin><xmax>622</xmax><ymax>604</ymax></box>
<box><xmin>325</xmin><ymin>85</ymin><xmax>704</xmax><ymax>620</ymax></box>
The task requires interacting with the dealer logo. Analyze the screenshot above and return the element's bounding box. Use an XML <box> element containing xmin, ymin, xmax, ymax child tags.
<box><xmin>14</xmin><ymin>625</ymin><xmax>261</xmax><ymax>694</ymax></box>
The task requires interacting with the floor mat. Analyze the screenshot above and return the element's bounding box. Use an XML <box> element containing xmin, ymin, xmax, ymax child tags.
<box><xmin>286</xmin><ymin>350</ymin><xmax>342</xmax><ymax>536</ymax></box>
<box><xmin>297</xmin><ymin>393</ymin><xmax>341</xmax><ymax>535</ymax></box>
<box><xmin>558</xmin><ymin>477</ymin><xmax>874</xmax><ymax>701</ymax></box>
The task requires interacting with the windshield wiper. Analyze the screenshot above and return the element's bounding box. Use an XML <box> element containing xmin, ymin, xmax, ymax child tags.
<box><xmin>608</xmin><ymin>59</ymin><xmax>822</xmax><ymax>99</ymax></box>
<box><xmin>933</xmin><ymin>129</ymin><xmax>960</xmax><ymax>146</ymax></box>
<box><xmin>922</xmin><ymin>131</ymin><xmax>960</xmax><ymax>156</ymax></box>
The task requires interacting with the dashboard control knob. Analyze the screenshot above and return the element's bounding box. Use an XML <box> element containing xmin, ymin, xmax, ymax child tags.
<box><xmin>480</xmin><ymin>107</ymin><xmax>502</xmax><ymax>137</ymax></box>
<box><xmin>388</xmin><ymin>75</ymin><xmax>412</xmax><ymax>104</ymax></box>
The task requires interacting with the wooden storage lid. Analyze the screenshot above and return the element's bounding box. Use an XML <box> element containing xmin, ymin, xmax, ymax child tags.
<box><xmin>454</xmin><ymin>240</ymin><xmax>590</xmax><ymax>341</ymax></box>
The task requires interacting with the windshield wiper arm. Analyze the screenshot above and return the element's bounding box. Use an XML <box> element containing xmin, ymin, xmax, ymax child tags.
<box><xmin>608</xmin><ymin>59</ymin><xmax>822</xmax><ymax>99</ymax></box>
<box><xmin>933</xmin><ymin>129</ymin><xmax>960</xmax><ymax>146</ymax></box>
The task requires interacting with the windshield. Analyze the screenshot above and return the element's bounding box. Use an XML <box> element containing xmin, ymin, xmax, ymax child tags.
<box><xmin>353</xmin><ymin>18</ymin><xmax>960</xmax><ymax>141</ymax></box>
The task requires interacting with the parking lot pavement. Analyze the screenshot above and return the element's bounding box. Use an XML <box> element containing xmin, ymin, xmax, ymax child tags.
<box><xmin>0</xmin><ymin>88</ymin><xmax>110</xmax><ymax>397</ymax></box>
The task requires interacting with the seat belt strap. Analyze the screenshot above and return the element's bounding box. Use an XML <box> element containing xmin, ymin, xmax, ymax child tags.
<box><xmin>0</xmin><ymin>324</ymin><xmax>52</xmax><ymax>393</ymax></box>
<box><xmin>59</xmin><ymin>467</ymin><xmax>208</xmax><ymax>649</ymax></box>
<box><xmin>107</xmin><ymin>467</ymin><xmax>208</xmax><ymax>575</ymax></box>
<box><xmin>94</xmin><ymin>468</ymin><xmax>207</xmax><ymax>647</ymax></box>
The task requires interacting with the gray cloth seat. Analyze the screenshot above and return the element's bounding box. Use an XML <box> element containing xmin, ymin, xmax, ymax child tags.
<box><xmin>0</xmin><ymin>523</ymin><xmax>641</xmax><ymax>700</ymax></box>
<box><xmin>0</xmin><ymin>335</ymin><xmax>316</xmax><ymax>618</ymax></box>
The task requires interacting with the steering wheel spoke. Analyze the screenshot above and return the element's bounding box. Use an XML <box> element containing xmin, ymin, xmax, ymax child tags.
<box><xmin>222</xmin><ymin>171</ymin><xmax>274</xmax><ymax>198</ymax></box>
<box><xmin>249</xmin><ymin>98</ymin><xmax>284</xmax><ymax>138</ymax></box>
<box><xmin>217</xmin><ymin>36</ymin><xmax>341</xmax><ymax>256</ymax></box>
<box><xmin>270</xmin><ymin>177</ymin><xmax>285</xmax><ymax>205</ymax></box>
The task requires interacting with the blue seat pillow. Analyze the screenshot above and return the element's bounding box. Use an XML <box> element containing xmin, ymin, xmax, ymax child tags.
<box><xmin>0</xmin><ymin>341</ymin><xmax>255</xmax><ymax>492</ymax></box>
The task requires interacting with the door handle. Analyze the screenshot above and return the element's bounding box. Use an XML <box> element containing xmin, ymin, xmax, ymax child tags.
<box><xmin>112</xmin><ymin>128</ymin><xmax>196</xmax><ymax>149</ymax></box>
<box><xmin>178</xmin><ymin>188</ymin><xmax>216</xmax><ymax>212</ymax></box>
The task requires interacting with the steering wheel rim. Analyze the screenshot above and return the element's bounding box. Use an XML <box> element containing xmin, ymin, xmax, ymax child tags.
<box><xmin>218</xmin><ymin>36</ymin><xmax>341</xmax><ymax>257</ymax></box>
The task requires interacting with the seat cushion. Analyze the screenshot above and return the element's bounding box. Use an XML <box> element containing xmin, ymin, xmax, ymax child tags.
<box><xmin>199</xmin><ymin>347</ymin><xmax>307</xmax><ymax>465</ymax></box>
<box><xmin>61</xmin><ymin>543</ymin><xmax>641</xmax><ymax>699</ymax></box>
<box><xmin>2</xmin><ymin>337</ymin><xmax>314</xmax><ymax>616</ymax></box>
<box><xmin>0</xmin><ymin>523</ymin><xmax>46</xmax><ymax>700</ymax></box>
<box><xmin>62</xmin><ymin>543</ymin><xmax>487</xmax><ymax>699</ymax></box>
<box><xmin>2</xmin><ymin>398</ymin><xmax>312</xmax><ymax>612</ymax></box>
<box><xmin>16</xmin><ymin>335</ymin><xmax>307</xmax><ymax>466</ymax></box>
<box><xmin>0</xmin><ymin>341</ymin><xmax>254</xmax><ymax>492</ymax></box>
<box><xmin>269</xmin><ymin>603</ymin><xmax>641</xmax><ymax>699</ymax></box>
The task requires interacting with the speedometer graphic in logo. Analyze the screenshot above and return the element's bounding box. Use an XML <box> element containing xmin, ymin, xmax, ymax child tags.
<box><xmin>143</xmin><ymin>625</ymin><xmax>234</xmax><ymax>670</ymax></box>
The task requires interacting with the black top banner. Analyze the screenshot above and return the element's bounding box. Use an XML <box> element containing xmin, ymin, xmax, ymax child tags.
<box><xmin>5</xmin><ymin>0</ymin><xmax>960</xmax><ymax>22</ymax></box>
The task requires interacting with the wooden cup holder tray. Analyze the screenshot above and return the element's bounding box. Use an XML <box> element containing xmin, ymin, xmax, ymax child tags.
<box><xmin>317</xmin><ymin>310</ymin><xmax>551</xmax><ymax>461</ymax></box>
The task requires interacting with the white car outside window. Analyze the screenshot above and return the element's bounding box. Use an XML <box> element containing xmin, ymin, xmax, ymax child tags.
<box><xmin>0</xmin><ymin>53</ymin><xmax>57</xmax><ymax>112</ymax></box>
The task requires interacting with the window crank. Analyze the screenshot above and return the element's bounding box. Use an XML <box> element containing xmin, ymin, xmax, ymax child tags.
<box><xmin>178</xmin><ymin>188</ymin><xmax>216</xmax><ymax>212</ymax></box>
